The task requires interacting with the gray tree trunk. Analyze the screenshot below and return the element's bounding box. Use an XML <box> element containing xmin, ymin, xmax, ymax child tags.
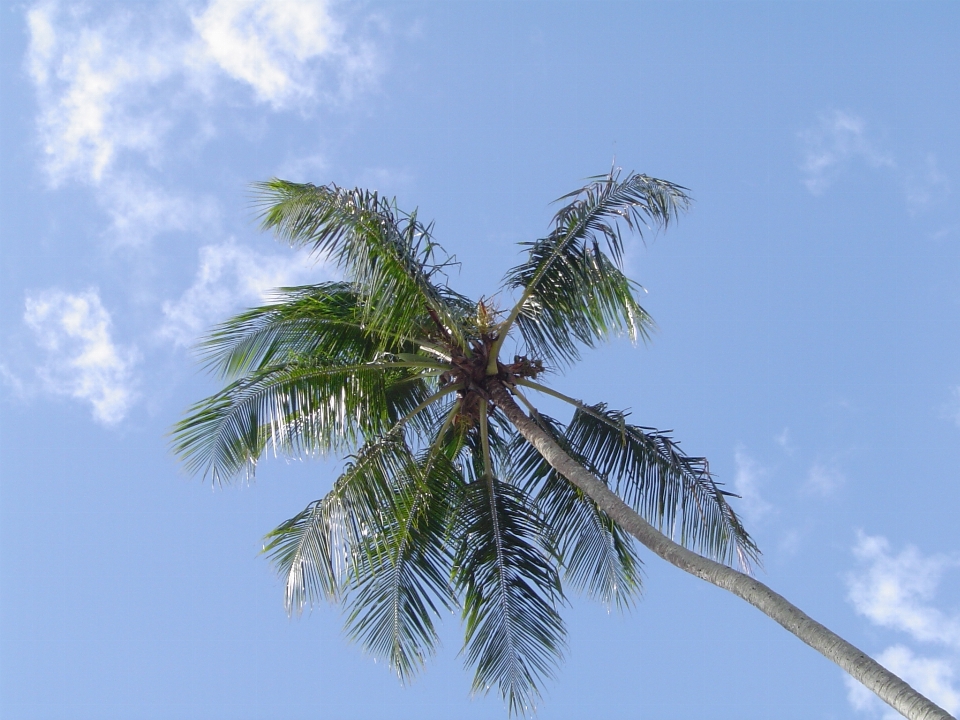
<box><xmin>487</xmin><ymin>380</ymin><xmax>955</xmax><ymax>720</ymax></box>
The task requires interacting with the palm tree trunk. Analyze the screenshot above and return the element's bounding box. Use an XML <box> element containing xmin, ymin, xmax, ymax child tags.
<box><xmin>487</xmin><ymin>379</ymin><xmax>955</xmax><ymax>720</ymax></box>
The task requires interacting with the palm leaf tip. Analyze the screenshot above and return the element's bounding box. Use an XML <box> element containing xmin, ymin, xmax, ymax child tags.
<box><xmin>454</xmin><ymin>478</ymin><xmax>566</xmax><ymax>716</ymax></box>
<box><xmin>342</xmin><ymin>446</ymin><xmax>462</xmax><ymax>680</ymax></box>
<box><xmin>251</xmin><ymin>179</ymin><xmax>468</xmax><ymax>347</ymax></box>
<box><xmin>565</xmin><ymin>403</ymin><xmax>760</xmax><ymax>570</ymax></box>
<box><xmin>501</xmin><ymin>169</ymin><xmax>687</xmax><ymax>365</ymax></box>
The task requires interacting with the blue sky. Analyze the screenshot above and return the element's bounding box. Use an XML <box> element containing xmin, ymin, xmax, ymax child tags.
<box><xmin>1</xmin><ymin>2</ymin><xmax>959</xmax><ymax>718</ymax></box>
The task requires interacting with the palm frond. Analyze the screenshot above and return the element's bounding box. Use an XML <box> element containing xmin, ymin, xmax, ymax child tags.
<box><xmin>171</xmin><ymin>360</ymin><xmax>435</xmax><ymax>483</ymax></box>
<box><xmin>512</xmin><ymin>247</ymin><xmax>653</xmax><ymax>365</ymax></box>
<box><xmin>345</xmin><ymin>446</ymin><xmax>462</xmax><ymax>680</ymax></box>
<box><xmin>501</xmin><ymin>170</ymin><xmax>689</xmax><ymax>364</ymax></box>
<box><xmin>454</xmin><ymin>476</ymin><xmax>565</xmax><ymax>716</ymax></box>
<box><xmin>254</xmin><ymin>180</ymin><xmax>472</xmax><ymax>345</ymax></box>
<box><xmin>198</xmin><ymin>282</ymin><xmax>437</xmax><ymax>379</ymax></box>
<box><xmin>565</xmin><ymin>404</ymin><xmax>759</xmax><ymax>570</ymax></box>
<box><xmin>263</xmin><ymin>434</ymin><xmax>413</xmax><ymax>607</ymax></box>
<box><xmin>511</xmin><ymin>413</ymin><xmax>642</xmax><ymax>610</ymax></box>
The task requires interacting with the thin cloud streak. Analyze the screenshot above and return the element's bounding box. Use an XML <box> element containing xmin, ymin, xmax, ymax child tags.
<box><xmin>805</xmin><ymin>461</ymin><xmax>844</xmax><ymax>497</ymax></box>
<box><xmin>905</xmin><ymin>153</ymin><xmax>951</xmax><ymax>214</ymax></box>
<box><xmin>99</xmin><ymin>173</ymin><xmax>220</xmax><ymax>247</ymax></box>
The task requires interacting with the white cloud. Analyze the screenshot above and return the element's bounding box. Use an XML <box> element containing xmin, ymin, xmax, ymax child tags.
<box><xmin>160</xmin><ymin>241</ymin><xmax>329</xmax><ymax>346</ymax></box>
<box><xmin>24</xmin><ymin>288</ymin><xmax>138</xmax><ymax>425</ymax></box>
<box><xmin>845</xmin><ymin>646</ymin><xmax>960</xmax><ymax>719</ymax></box>
<box><xmin>191</xmin><ymin>0</ymin><xmax>343</xmax><ymax>107</ymax></box>
<box><xmin>845</xmin><ymin>534</ymin><xmax>960</xmax><ymax>718</ymax></box>
<box><xmin>805</xmin><ymin>461</ymin><xmax>844</xmax><ymax>497</ymax></box>
<box><xmin>99</xmin><ymin>173</ymin><xmax>219</xmax><ymax>246</ymax></box>
<box><xmin>26</xmin><ymin>2</ymin><xmax>180</xmax><ymax>185</ymax></box>
<box><xmin>799</xmin><ymin>110</ymin><xmax>895</xmax><ymax>195</ymax></box>
<box><xmin>847</xmin><ymin>532</ymin><xmax>960</xmax><ymax>648</ymax></box>
<box><xmin>733</xmin><ymin>448</ymin><xmax>774</xmax><ymax>524</ymax></box>
<box><xmin>26</xmin><ymin>0</ymin><xmax>377</xmax><ymax>185</ymax></box>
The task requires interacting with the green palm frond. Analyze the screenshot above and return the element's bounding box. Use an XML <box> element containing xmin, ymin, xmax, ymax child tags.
<box><xmin>172</xmin><ymin>360</ymin><xmax>435</xmax><ymax>483</ymax></box>
<box><xmin>511</xmin><ymin>246</ymin><xmax>652</xmax><ymax>365</ymax></box>
<box><xmin>254</xmin><ymin>180</ymin><xmax>472</xmax><ymax>345</ymax></box>
<box><xmin>512</xmin><ymin>413</ymin><xmax>642</xmax><ymax>610</ymax></box>
<box><xmin>198</xmin><ymin>282</ymin><xmax>439</xmax><ymax>379</ymax></box>
<box><xmin>346</xmin><ymin>447</ymin><xmax>462</xmax><ymax>679</ymax></box>
<box><xmin>500</xmin><ymin>170</ymin><xmax>689</xmax><ymax>364</ymax></box>
<box><xmin>454</xmin><ymin>476</ymin><xmax>565</xmax><ymax>716</ymax></box>
<box><xmin>458</xmin><ymin>405</ymin><xmax>517</xmax><ymax>485</ymax></box>
<box><xmin>564</xmin><ymin>403</ymin><xmax>759</xmax><ymax>570</ymax></box>
<box><xmin>266</xmin><ymin>437</ymin><xmax>462</xmax><ymax>679</ymax></box>
<box><xmin>263</xmin><ymin>434</ymin><xmax>413</xmax><ymax>606</ymax></box>
<box><xmin>175</xmin><ymin>170</ymin><xmax>777</xmax><ymax>717</ymax></box>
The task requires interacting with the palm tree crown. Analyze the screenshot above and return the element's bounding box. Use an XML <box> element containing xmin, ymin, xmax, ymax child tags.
<box><xmin>173</xmin><ymin>169</ymin><xmax>756</xmax><ymax>712</ymax></box>
<box><xmin>172</xmin><ymin>170</ymin><xmax>758</xmax><ymax>714</ymax></box>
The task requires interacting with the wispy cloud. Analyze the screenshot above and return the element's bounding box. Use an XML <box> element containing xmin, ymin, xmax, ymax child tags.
<box><xmin>0</xmin><ymin>363</ymin><xmax>28</xmax><ymax>397</ymax></box>
<box><xmin>159</xmin><ymin>241</ymin><xmax>329</xmax><ymax>346</ymax></box>
<box><xmin>26</xmin><ymin>2</ymin><xmax>181</xmax><ymax>186</ymax></box>
<box><xmin>774</xmin><ymin>427</ymin><xmax>795</xmax><ymax>455</ymax></box>
<box><xmin>804</xmin><ymin>461</ymin><xmax>844</xmax><ymax>497</ymax></box>
<box><xmin>845</xmin><ymin>532</ymin><xmax>960</xmax><ymax>717</ymax></box>
<box><xmin>905</xmin><ymin>154</ymin><xmax>951</xmax><ymax>215</ymax></box>
<box><xmin>799</xmin><ymin>110</ymin><xmax>895</xmax><ymax>195</ymax></box>
<box><xmin>190</xmin><ymin>0</ymin><xmax>359</xmax><ymax>108</ymax></box>
<box><xmin>99</xmin><ymin>173</ymin><xmax>220</xmax><ymax>246</ymax></box>
<box><xmin>26</xmin><ymin>0</ymin><xmax>377</xmax><ymax>186</ymax></box>
<box><xmin>733</xmin><ymin>448</ymin><xmax>774</xmax><ymax>524</ymax></box>
<box><xmin>24</xmin><ymin>288</ymin><xmax>138</xmax><ymax>425</ymax></box>
<box><xmin>848</xmin><ymin>532</ymin><xmax>960</xmax><ymax>647</ymax></box>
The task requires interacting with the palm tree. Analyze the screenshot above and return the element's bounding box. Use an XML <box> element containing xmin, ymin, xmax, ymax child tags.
<box><xmin>173</xmin><ymin>170</ymin><xmax>952</xmax><ymax>719</ymax></box>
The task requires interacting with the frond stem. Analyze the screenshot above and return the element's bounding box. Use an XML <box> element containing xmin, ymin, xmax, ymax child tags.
<box><xmin>514</xmin><ymin>378</ymin><xmax>589</xmax><ymax>413</ymax></box>
<box><xmin>506</xmin><ymin>383</ymin><xmax>540</xmax><ymax>418</ymax></box>
<box><xmin>479</xmin><ymin>401</ymin><xmax>493</xmax><ymax>481</ymax></box>
<box><xmin>428</xmin><ymin>398</ymin><xmax>461</xmax><ymax>461</ymax></box>
<box><xmin>390</xmin><ymin>383</ymin><xmax>464</xmax><ymax>434</ymax></box>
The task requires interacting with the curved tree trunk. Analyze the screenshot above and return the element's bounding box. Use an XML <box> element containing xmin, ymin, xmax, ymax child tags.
<box><xmin>487</xmin><ymin>380</ymin><xmax>955</xmax><ymax>720</ymax></box>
